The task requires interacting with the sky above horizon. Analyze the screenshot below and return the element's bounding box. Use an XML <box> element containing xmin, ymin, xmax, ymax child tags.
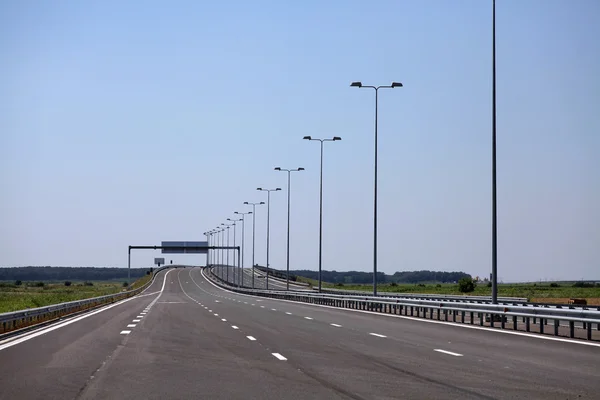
<box><xmin>1</xmin><ymin>0</ymin><xmax>598</xmax><ymax>282</ymax></box>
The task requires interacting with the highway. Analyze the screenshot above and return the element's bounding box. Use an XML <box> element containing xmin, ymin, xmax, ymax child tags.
<box><xmin>1</xmin><ymin>266</ymin><xmax>599</xmax><ymax>399</ymax></box>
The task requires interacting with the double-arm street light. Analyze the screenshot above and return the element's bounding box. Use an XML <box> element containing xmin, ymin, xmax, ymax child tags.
<box><xmin>351</xmin><ymin>81</ymin><xmax>402</xmax><ymax>296</ymax></box>
<box><xmin>244</xmin><ymin>201</ymin><xmax>264</xmax><ymax>289</ymax></box>
<box><xmin>235</xmin><ymin>211</ymin><xmax>252</xmax><ymax>287</ymax></box>
<box><xmin>257</xmin><ymin>188</ymin><xmax>281</xmax><ymax>290</ymax></box>
<box><xmin>274</xmin><ymin>167</ymin><xmax>305</xmax><ymax>290</ymax></box>
<box><xmin>221</xmin><ymin>223</ymin><xmax>233</xmax><ymax>283</ymax></box>
<box><xmin>303</xmin><ymin>136</ymin><xmax>341</xmax><ymax>292</ymax></box>
<box><xmin>228</xmin><ymin>217</ymin><xmax>243</xmax><ymax>286</ymax></box>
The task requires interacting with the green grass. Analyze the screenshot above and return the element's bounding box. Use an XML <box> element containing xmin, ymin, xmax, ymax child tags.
<box><xmin>298</xmin><ymin>278</ymin><xmax>600</xmax><ymax>302</ymax></box>
<box><xmin>0</xmin><ymin>275</ymin><xmax>152</xmax><ymax>313</ymax></box>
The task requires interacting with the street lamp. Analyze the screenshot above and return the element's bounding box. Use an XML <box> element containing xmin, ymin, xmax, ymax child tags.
<box><xmin>257</xmin><ymin>187</ymin><xmax>281</xmax><ymax>290</ymax></box>
<box><xmin>235</xmin><ymin>211</ymin><xmax>252</xmax><ymax>287</ymax></box>
<box><xmin>351</xmin><ymin>80</ymin><xmax>402</xmax><ymax>296</ymax></box>
<box><xmin>303</xmin><ymin>136</ymin><xmax>341</xmax><ymax>292</ymax></box>
<box><xmin>222</xmin><ymin>223</ymin><xmax>233</xmax><ymax>283</ymax></box>
<box><xmin>274</xmin><ymin>167</ymin><xmax>305</xmax><ymax>290</ymax></box>
<box><xmin>491</xmin><ymin>0</ymin><xmax>498</xmax><ymax>304</ymax></box>
<box><xmin>228</xmin><ymin>217</ymin><xmax>243</xmax><ymax>287</ymax></box>
<box><xmin>215</xmin><ymin>228</ymin><xmax>223</xmax><ymax>277</ymax></box>
<box><xmin>203</xmin><ymin>232</ymin><xmax>209</xmax><ymax>267</ymax></box>
<box><xmin>244</xmin><ymin>201</ymin><xmax>265</xmax><ymax>289</ymax></box>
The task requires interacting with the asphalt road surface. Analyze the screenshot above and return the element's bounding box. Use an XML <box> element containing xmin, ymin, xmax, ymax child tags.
<box><xmin>1</xmin><ymin>266</ymin><xmax>599</xmax><ymax>400</ymax></box>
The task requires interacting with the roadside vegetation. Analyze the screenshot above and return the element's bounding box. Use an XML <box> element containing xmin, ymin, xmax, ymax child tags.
<box><xmin>0</xmin><ymin>272</ymin><xmax>154</xmax><ymax>313</ymax></box>
<box><xmin>297</xmin><ymin>277</ymin><xmax>600</xmax><ymax>304</ymax></box>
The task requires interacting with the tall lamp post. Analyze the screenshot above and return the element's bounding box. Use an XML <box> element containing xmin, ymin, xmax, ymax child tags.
<box><xmin>203</xmin><ymin>232</ymin><xmax>209</xmax><ymax>267</ymax></box>
<box><xmin>491</xmin><ymin>0</ymin><xmax>498</xmax><ymax>304</ymax></box>
<box><xmin>235</xmin><ymin>211</ymin><xmax>252</xmax><ymax>287</ymax></box>
<box><xmin>257</xmin><ymin>187</ymin><xmax>281</xmax><ymax>290</ymax></box>
<box><xmin>351</xmin><ymin>81</ymin><xmax>402</xmax><ymax>296</ymax></box>
<box><xmin>303</xmin><ymin>136</ymin><xmax>341</xmax><ymax>293</ymax></box>
<box><xmin>244</xmin><ymin>201</ymin><xmax>264</xmax><ymax>289</ymax></box>
<box><xmin>222</xmin><ymin>223</ymin><xmax>233</xmax><ymax>283</ymax></box>
<box><xmin>228</xmin><ymin>217</ymin><xmax>243</xmax><ymax>286</ymax></box>
<box><xmin>274</xmin><ymin>167</ymin><xmax>305</xmax><ymax>290</ymax></box>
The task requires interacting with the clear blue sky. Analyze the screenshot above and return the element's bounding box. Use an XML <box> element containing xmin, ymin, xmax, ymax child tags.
<box><xmin>1</xmin><ymin>0</ymin><xmax>598</xmax><ymax>282</ymax></box>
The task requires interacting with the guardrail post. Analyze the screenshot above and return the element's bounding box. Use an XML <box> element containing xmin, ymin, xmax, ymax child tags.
<box><xmin>539</xmin><ymin>318</ymin><xmax>544</xmax><ymax>334</ymax></box>
<box><xmin>569</xmin><ymin>321</ymin><xmax>575</xmax><ymax>338</ymax></box>
<box><xmin>588</xmin><ymin>323</ymin><xmax>592</xmax><ymax>340</ymax></box>
<box><xmin>513</xmin><ymin>316</ymin><xmax>517</xmax><ymax>331</ymax></box>
<box><xmin>554</xmin><ymin>319</ymin><xmax>559</xmax><ymax>336</ymax></box>
<box><xmin>526</xmin><ymin>317</ymin><xmax>530</xmax><ymax>332</ymax></box>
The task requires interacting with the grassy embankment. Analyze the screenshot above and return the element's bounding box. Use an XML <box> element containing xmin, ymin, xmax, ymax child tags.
<box><xmin>0</xmin><ymin>274</ymin><xmax>154</xmax><ymax>313</ymax></box>
<box><xmin>295</xmin><ymin>277</ymin><xmax>600</xmax><ymax>304</ymax></box>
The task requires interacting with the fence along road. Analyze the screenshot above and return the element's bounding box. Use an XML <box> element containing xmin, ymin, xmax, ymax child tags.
<box><xmin>1</xmin><ymin>266</ymin><xmax>599</xmax><ymax>400</ymax></box>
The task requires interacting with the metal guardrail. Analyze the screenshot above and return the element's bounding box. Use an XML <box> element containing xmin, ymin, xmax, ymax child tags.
<box><xmin>206</xmin><ymin>268</ymin><xmax>600</xmax><ymax>341</ymax></box>
<box><xmin>0</xmin><ymin>266</ymin><xmax>170</xmax><ymax>335</ymax></box>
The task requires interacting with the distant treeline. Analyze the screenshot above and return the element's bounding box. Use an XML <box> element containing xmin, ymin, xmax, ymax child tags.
<box><xmin>290</xmin><ymin>269</ymin><xmax>471</xmax><ymax>284</ymax></box>
<box><xmin>0</xmin><ymin>267</ymin><xmax>150</xmax><ymax>282</ymax></box>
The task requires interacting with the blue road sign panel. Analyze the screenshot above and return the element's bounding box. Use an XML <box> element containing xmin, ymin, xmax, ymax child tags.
<box><xmin>161</xmin><ymin>241</ymin><xmax>208</xmax><ymax>254</ymax></box>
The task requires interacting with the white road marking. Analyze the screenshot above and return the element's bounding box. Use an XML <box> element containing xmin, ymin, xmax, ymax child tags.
<box><xmin>251</xmin><ymin>304</ymin><xmax>256</xmax><ymax>306</ymax></box>
<box><xmin>271</xmin><ymin>309</ymin><xmax>277</xmax><ymax>311</ymax></box>
<box><xmin>369</xmin><ymin>333</ymin><xmax>387</xmax><ymax>338</ymax></box>
<box><xmin>120</xmin><ymin>330</ymin><xmax>131</xmax><ymax>335</ymax></box>
<box><xmin>133</xmin><ymin>319</ymin><xmax>141</xmax><ymax>322</ymax></box>
<box><xmin>232</xmin><ymin>326</ymin><xmax>239</xmax><ymax>330</ymax></box>
<box><xmin>140</xmin><ymin>312</ymin><xmax>147</xmax><ymax>315</ymax></box>
<box><xmin>136</xmin><ymin>316</ymin><xmax>143</xmax><ymax>318</ymax></box>
<box><xmin>0</xmin><ymin>269</ymin><xmax>175</xmax><ymax>352</ymax></box>
<box><xmin>222</xmin><ymin>319</ymin><xmax>227</xmax><ymax>322</ymax></box>
<box><xmin>127</xmin><ymin>324</ymin><xmax>136</xmax><ymax>328</ymax></box>
<box><xmin>198</xmin><ymin>269</ymin><xmax>600</xmax><ymax>349</ymax></box>
<box><xmin>304</xmin><ymin>317</ymin><xmax>313</xmax><ymax>320</ymax></box>
<box><xmin>209</xmin><ymin>310</ymin><xmax>212</xmax><ymax>312</ymax></box>
<box><xmin>272</xmin><ymin>353</ymin><xmax>287</xmax><ymax>361</ymax></box>
<box><xmin>330</xmin><ymin>323</ymin><xmax>342</xmax><ymax>327</ymax></box>
<box><xmin>246</xmin><ymin>336</ymin><xmax>256</xmax><ymax>341</ymax></box>
<box><xmin>244</xmin><ymin>302</ymin><xmax>248</xmax><ymax>304</ymax></box>
<box><xmin>434</xmin><ymin>349</ymin><xmax>463</xmax><ymax>357</ymax></box>
<box><xmin>285</xmin><ymin>312</ymin><xmax>292</xmax><ymax>315</ymax></box>
<box><xmin>215</xmin><ymin>300</ymin><xmax>220</xmax><ymax>303</ymax></box>
<box><xmin>260</xmin><ymin>306</ymin><xmax>265</xmax><ymax>308</ymax></box>
<box><xmin>214</xmin><ymin>314</ymin><xmax>219</xmax><ymax>316</ymax></box>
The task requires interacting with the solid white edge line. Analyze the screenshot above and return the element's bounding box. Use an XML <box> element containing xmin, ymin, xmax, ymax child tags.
<box><xmin>272</xmin><ymin>352</ymin><xmax>287</xmax><ymax>360</ymax></box>
<box><xmin>0</xmin><ymin>269</ymin><xmax>175</xmax><ymax>352</ymax></box>
<box><xmin>199</xmin><ymin>268</ymin><xmax>600</xmax><ymax>348</ymax></box>
<box><xmin>369</xmin><ymin>333</ymin><xmax>387</xmax><ymax>338</ymax></box>
<box><xmin>434</xmin><ymin>349</ymin><xmax>463</xmax><ymax>357</ymax></box>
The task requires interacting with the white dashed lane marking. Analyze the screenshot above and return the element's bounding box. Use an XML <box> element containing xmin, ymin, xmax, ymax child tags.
<box><xmin>246</xmin><ymin>336</ymin><xmax>256</xmax><ymax>341</ymax></box>
<box><xmin>330</xmin><ymin>323</ymin><xmax>342</xmax><ymax>327</ymax></box>
<box><xmin>369</xmin><ymin>333</ymin><xmax>386</xmax><ymax>338</ymax></box>
<box><xmin>272</xmin><ymin>353</ymin><xmax>287</xmax><ymax>361</ymax></box>
<box><xmin>127</xmin><ymin>324</ymin><xmax>136</xmax><ymax>328</ymax></box>
<box><xmin>232</xmin><ymin>326</ymin><xmax>239</xmax><ymax>330</ymax></box>
<box><xmin>304</xmin><ymin>317</ymin><xmax>313</xmax><ymax>320</ymax></box>
<box><xmin>434</xmin><ymin>349</ymin><xmax>463</xmax><ymax>357</ymax></box>
<box><xmin>120</xmin><ymin>330</ymin><xmax>131</xmax><ymax>335</ymax></box>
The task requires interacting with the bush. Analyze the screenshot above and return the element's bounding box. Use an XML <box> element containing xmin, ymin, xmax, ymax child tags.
<box><xmin>572</xmin><ymin>282</ymin><xmax>594</xmax><ymax>288</ymax></box>
<box><xmin>122</xmin><ymin>282</ymin><xmax>129</xmax><ymax>288</ymax></box>
<box><xmin>549</xmin><ymin>282</ymin><xmax>560</xmax><ymax>288</ymax></box>
<box><xmin>15</xmin><ymin>280</ymin><xmax>22</xmax><ymax>286</ymax></box>
<box><xmin>458</xmin><ymin>277</ymin><xmax>476</xmax><ymax>293</ymax></box>
<box><xmin>436</xmin><ymin>284</ymin><xmax>442</xmax><ymax>288</ymax></box>
<box><xmin>487</xmin><ymin>281</ymin><xmax>492</xmax><ymax>288</ymax></box>
<box><xmin>335</xmin><ymin>282</ymin><xmax>344</xmax><ymax>287</ymax></box>
<box><xmin>83</xmin><ymin>281</ymin><xmax>94</xmax><ymax>286</ymax></box>
<box><xmin>64</xmin><ymin>281</ymin><xmax>72</xmax><ymax>286</ymax></box>
<box><xmin>35</xmin><ymin>282</ymin><xmax>45</xmax><ymax>287</ymax></box>
<box><xmin>389</xmin><ymin>282</ymin><xmax>398</xmax><ymax>287</ymax></box>
<box><xmin>146</xmin><ymin>271</ymin><xmax>151</xmax><ymax>275</ymax></box>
